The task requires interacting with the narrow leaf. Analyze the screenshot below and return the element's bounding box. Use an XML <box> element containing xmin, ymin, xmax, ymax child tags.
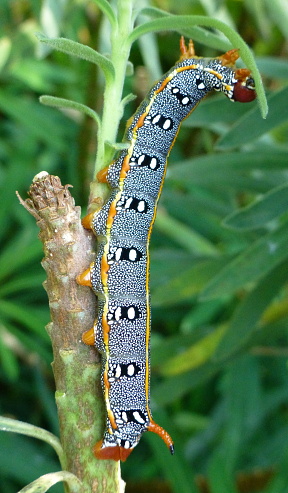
<box><xmin>224</xmin><ymin>182</ymin><xmax>288</xmax><ymax>230</ymax></box>
<box><xmin>0</xmin><ymin>416</ymin><xmax>64</xmax><ymax>464</ymax></box>
<box><xmin>155</xmin><ymin>209</ymin><xmax>219</xmax><ymax>256</ymax></box>
<box><xmin>36</xmin><ymin>33</ymin><xmax>115</xmax><ymax>83</ymax></box>
<box><xmin>213</xmin><ymin>259</ymin><xmax>288</xmax><ymax>360</ymax></box>
<box><xmin>160</xmin><ymin>325</ymin><xmax>226</xmax><ymax>376</ymax></box>
<box><xmin>91</xmin><ymin>0</ymin><xmax>117</xmax><ymax>28</ymax></box>
<box><xmin>40</xmin><ymin>95</ymin><xmax>101</xmax><ymax>126</ymax></box>
<box><xmin>217</xmin><ymin>86</ymin><xmax>288</xmax><ymax>149</ymax></box>
<box><xmin>18</xmin><ymin>471</ymin><xmax>82</xmax><ymax>493</ymax></box>
<box><xmin>201</xmin><ymin>220</ymin><xmax>288</xmax><ymax>299</ymax></box>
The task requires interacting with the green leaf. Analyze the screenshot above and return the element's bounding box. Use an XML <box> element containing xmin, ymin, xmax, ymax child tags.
<box><xmin>224</xmin><ymin>182</ymin><xmax>288</xmax><ymax>230</ymax></box>
<box><xmin>138</xmin><ymin>7</ymin><xmax>231</xmax><ymax>52</ymax></box>
<box><xmin>160</xmin><ymin>324</ymin><xmax>226</xmax><ymax>376</ymax></box>
<box><xmin>213</xmin><ymin>259</ymin><xmax>288</xmax><ymax>360</ymax></box>
<box><xmin>144</xmin><ymin>410</ymin><xmax>198</xmax><ymax>493</ymax></box>
<box><xmin>0</xmin><ymin>230</ymin><xmax>42</xmax><ymax>282</ymax></box>
<box><xmin>0</xmin><ymin>37</ymin><xmax>11</xmax><ymax>71</ymax></box>
<box><xmin>169</xmin><ymin>151</ymin><xmax>288</xmax><ymax>193</ymax></box>
<box><xmin>256</xmin><ymin>56</ymin><xmax>288</xmax><ymax>79</ymax></box>
<box><xmin>155</xmin><ymin>209</ymin><xmax>218</xmax><ymax>256</ymax></box>
<box><xmin>128</xmin><ymin>15</ymin><xmax>266</xmax><ymax>117</ymax></box>
<box><xmin>0</xmin><ymin>416</ymin><xmax>64</xmax><ymax>464</ymax></box>
<box><xmin>152</xmin><ymin>258</ymin><xmax>228</xmax><ymax>307</ymax></box>
<box><xmin>0</xmin><ymin>92</ymin><xmax>72</xmax><ymax>151</ymax></box>
<box><xmin>91</xmin><ymin>0</ymin><xmax>117</xmax><ymax>28</ymax></box>
<box><xmin>0</xmin><ymin>331</ymin><xmax>19</xmax><ymax>381</ymax></box>
<box><xmin>0</xmin><ymin>300</ymin><xmax>49</xmax><ymax>337</ymax></box>
<box><xmin>40</xmin><ymin>95</ymin><xmax>101</xmax><ymax>126</ymax></box>
<box><xmin>201</xmin><ymin>220</ymin><xmax>288</xmax><ymax>299</ymax></box>
<box><xmin>18</xmin><ymin>471</ymin><xmax>82</xmax><ymax>493</ymax></box>
<box><xmin>0</xmin><ymin>273</ymin><xmax>45</xmax><ymax>297</ymax></box>
<box><xmin>217</xmin><ymin>86</ymin><xmax>288</xmax><ymax>149</ymax></box>
<box><xmin>35</xmin><ymin>33</ymin><xmax>115</xmax><ymax>83</ymax></box>
<box><xmin>184</xmin><ymin>94</ymin><xmax>253</xmax><ymax>128</ymax></box>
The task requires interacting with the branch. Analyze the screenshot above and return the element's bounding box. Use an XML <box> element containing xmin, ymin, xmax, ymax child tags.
<box><xmin>17</xmin><ymin>172</ymin><xmax>123</xmax><ymax>492</ymax></box>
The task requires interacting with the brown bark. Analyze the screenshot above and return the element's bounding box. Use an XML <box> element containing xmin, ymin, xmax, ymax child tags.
<box><xmin>17</xmin><ymin>172</ymin><xmax>124</xmax><ymax>492</ymax></box>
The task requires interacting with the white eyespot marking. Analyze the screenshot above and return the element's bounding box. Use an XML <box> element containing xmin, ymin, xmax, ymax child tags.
<box><xmin>115</xmin><ymin>248</ymin><xmax>122</xmax><ymax>261</ymax></box>
<box><xmin>115</xmin><ymin>364</ymin><xmax>121</xmax><ymax>379</ymax></box>
<box><xmin>181</xmin><ymin>96</ymin><xmax>190</xmax><ymax>105</ymax></box>
<box><xmin>137</xmin><ymin>155</ymin><xmax>146</xmax><ymax>165</ymax></box>
<box><xmin>104</xmin><ymin>441</ymin><xmax>117</xmax><ymax>448</ymax></box>
<box><xmin>124</xmin><ymin>440</ymin><xmax>130</xmax><ymax>449</ymax></box>
<box><xmin>162</xmin><ymin>118</ymin><xmax>172</xmax><ymax>130</ymax></box>
<box><xmin>138</xmin><ymin>200</ymin><xmax>146</xmax><ymax>212</ymax></box>
<box><xmin>152</xmin><ymin>114</ymin><xmax>161</xmax><ymax>125</ymax></box>
<box><xmin>129</xmin><ymin>249</ymin><xmax>137</xmax><ymax>261</ymax></box>
<box><xmin>127</xmin><ymin>364</ymin><xmax>135</xmax><ymax>376</ymax></box>
<box><xmin>130</xmin><ymin>154</ymin><xmax>160</xmax><ymax>171</ymax></box>
<box><xmin>127</xmin><ymin>306</ymin><xmax>136</xmax><ymax>320</ymax></box>
<box><xmin>197</xmin><ymin>81</ymin><xmax>206</xmax><ymax>90</ymax></box>
<box><xmin>122</xmin><ymin>412</ymin><xmax>128</xmax><ymax>422</ymax></box>
<box><xmin>114</xmin><ymin>306</ymin><xmax>122</xmax><ymax>321</ymax></box>
<box><xmin>133</xmin><ymin>411</ymin><xmax>146</xmax><ymax>424</ymax></box>
<box><xmin>125</xmin><ymin>197</ymin><xmax>133</xmax><ymax>209</ymax></box>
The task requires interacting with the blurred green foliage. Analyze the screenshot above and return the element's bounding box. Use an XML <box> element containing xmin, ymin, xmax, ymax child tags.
<box><xmin>1</xmin><ymin>1</ymin><xmax>288</xmax><ymax>492</ymax></box>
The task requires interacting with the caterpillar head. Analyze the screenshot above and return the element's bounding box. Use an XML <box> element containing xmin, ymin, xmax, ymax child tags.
<box><xmin>233</xmin><ymin>68</ymin><xmax>256</xmax><ymax>102</ymax></box>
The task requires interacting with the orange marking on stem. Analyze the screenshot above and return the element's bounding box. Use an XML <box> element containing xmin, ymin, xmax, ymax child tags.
<box><xmin>76</xmin><ymin>267</ymin><xmax>92</xmax><ymax>287</ymax></box>
<box><xmin>97</xmin><ymin>165</ymin><xmax>109</xmax><ymax>183</ymax></box>
<box><xmin>82</xmin><ymin>328</ymin><xmax>95</xmax><ymax>346</ymax></box>
<box><xmin>82</xmin><ymin>212</ymin><xmax>94</xmax><ymax>230</ymax></box>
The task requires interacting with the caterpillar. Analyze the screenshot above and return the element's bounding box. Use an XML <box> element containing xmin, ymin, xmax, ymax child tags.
<box><xmin>77</xmin><ymin>37</ymin><xmax>256</xmax><ymax>462</ymax></box>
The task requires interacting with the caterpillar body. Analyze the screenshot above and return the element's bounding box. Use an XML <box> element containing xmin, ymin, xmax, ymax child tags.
<box><xmin>77</xmin><ymin>38</ymin><xmax>256</xmax><ymax>462</ymax></box>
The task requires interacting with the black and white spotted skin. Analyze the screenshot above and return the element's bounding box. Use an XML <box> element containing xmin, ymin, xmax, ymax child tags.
<box><xmin>78</xmin><ymin>40</ymin><xmax>256</xmax><ymax>461</ymax></box>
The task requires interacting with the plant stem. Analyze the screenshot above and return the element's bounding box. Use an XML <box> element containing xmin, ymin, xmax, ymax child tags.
<box><xmin>90</xmin><ymin>0</ymin><xmax>136</xmax><ymax>209</ymax></box>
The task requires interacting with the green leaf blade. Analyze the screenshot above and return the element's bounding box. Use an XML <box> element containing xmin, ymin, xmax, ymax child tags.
<box><xmin>224</xmin><ymin>183</ymin><xmax>288</xmax><ymax>230</ymax></box>
<box><xmin>36</xmin><ymin>33</ymin><xmax>115</xmax><ymax>83</ymax></box>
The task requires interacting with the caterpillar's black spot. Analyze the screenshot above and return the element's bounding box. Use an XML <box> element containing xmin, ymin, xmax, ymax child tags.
<box><xmin>107</xmin><ymin>305</ymin><xmax>141</xmax><ymax>324</ymax></box>
<box><xmin>196</xmin><ymin>78</ymin><xmax>206</xmax><ymax>90</ymax></box>
<box><xmin>116</xmin><ymin>195</ymin><xmax>149</xmax><ymax>214</ymax></box>
<box><xmin>108</xmin><ymin>362</ymin><xmax>141</xmax><ymax>381</ymax></box>
<box><xmin>130</xmin><ymin>154</ymin><xmax>160</xmax><ymax>171</ymax></box>
<box><xmin>171</xmin><ymin>86</ymin><xmax>191</xmax><ymax>106</ymax></box>
<box><xmin>107</xmin><ymin>246</ymin><xmax>143</xmax><ymax>264</ymax></box>
<box><xmin>122</xmin><ymin>409</ymin><xmax>146</xmax><ymax>425</ymax></box>
<box><xmin>145</xmin><ymin>113</ymin><xmax>173</xmax><ymax>131</ymax></box>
